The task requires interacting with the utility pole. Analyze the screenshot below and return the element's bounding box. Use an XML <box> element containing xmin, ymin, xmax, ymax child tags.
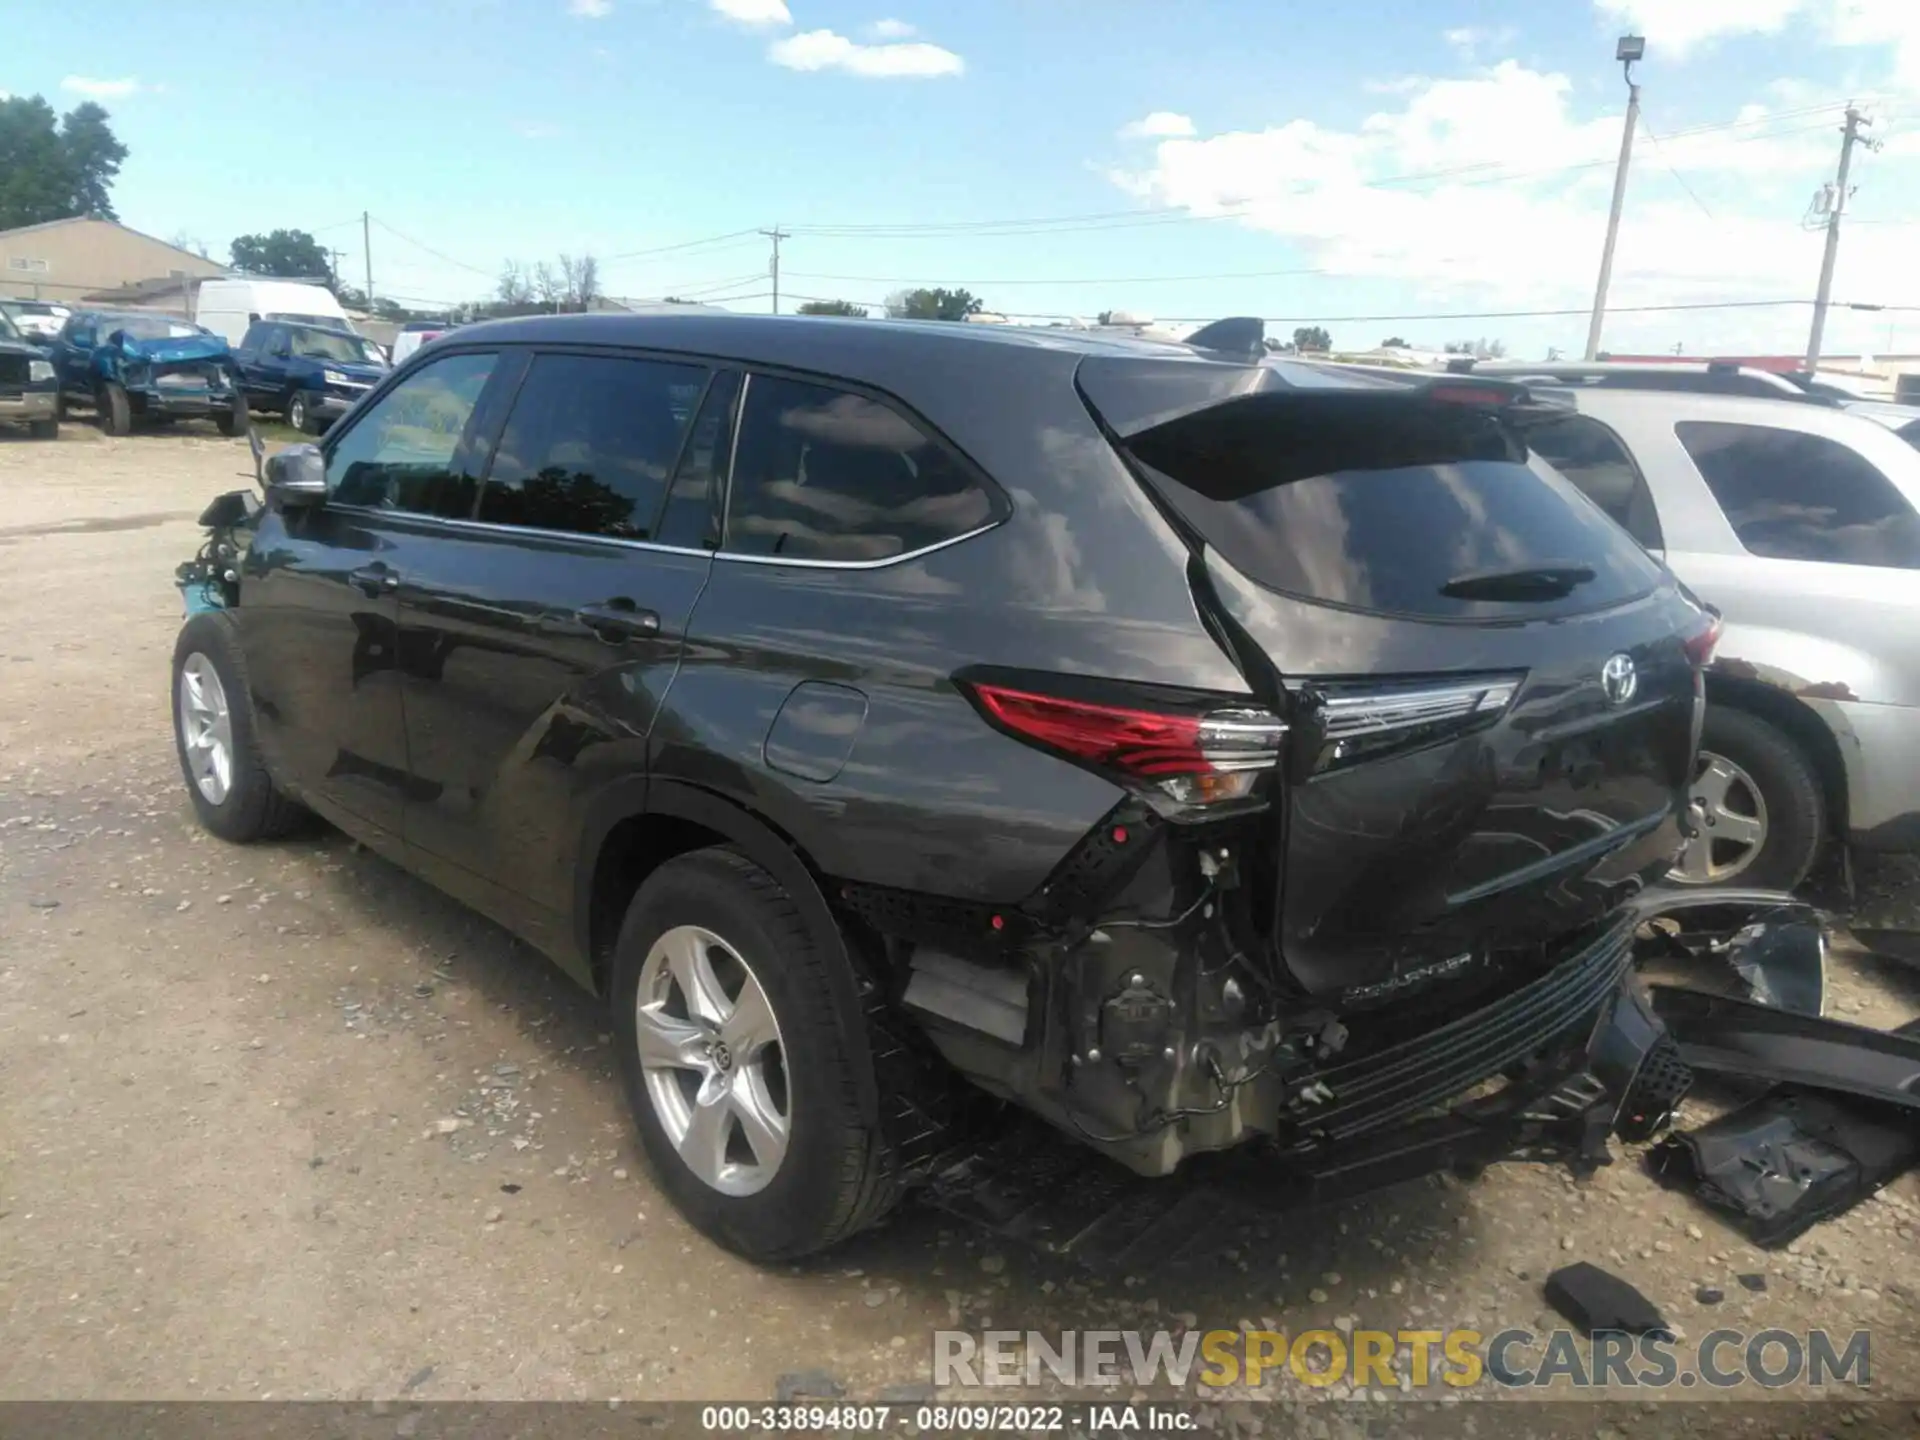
<box><xmin>1585</xmin><ymin>35</ymin><xmax>1645</xmax><ymax>360</ymax></box>
<box><xmin>1805</xmin><ymin>106</ymin><xmax>1871</xmax><ymax>374</ymax></box>
<box><xmin>760</xmin><ymin>226</ymin><xmax>788</xmax><ymax>315</ymax></box>
<box><xmin>362</xmin><ymin>211</ymin><xmax>374</xmax><ymax>312</ymax></box>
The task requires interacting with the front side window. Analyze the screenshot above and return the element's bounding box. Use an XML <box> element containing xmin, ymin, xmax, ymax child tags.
<box><xmin>476</xmin><ymin>352</ymin><xmax>706</xmax><ymax>539</ymax></box>
<box><xmin>725</xmin><ymin>375</ymin><xmax>998</xmax><ymax>561</ymax></box>
<box><xmin>1676</xmin><ymin>420</ymin><xmax>1920</xmax><ymax>569</ymax></box>
<box><xmin>1527</xmin><ymin>414</ymin><xmax>1663</xmax><ymax>549</ymax></box>
<box><xmin>327</xmin><ymin>350</ymin><xmax>498</xmax><ymax>514</ymax></box>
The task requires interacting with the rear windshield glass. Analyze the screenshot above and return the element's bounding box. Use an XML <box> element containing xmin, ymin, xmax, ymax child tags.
<box><xmin>1117</xmin><ymin>392</ymin><xmax>1664</xmax><ymax>619</ymax></box>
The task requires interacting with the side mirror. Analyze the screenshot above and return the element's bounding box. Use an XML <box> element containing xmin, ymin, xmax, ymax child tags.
<box><xmin>264</xmin><ymin>444</ymin><xmax>327</xmax><ymax>509</ymax></box>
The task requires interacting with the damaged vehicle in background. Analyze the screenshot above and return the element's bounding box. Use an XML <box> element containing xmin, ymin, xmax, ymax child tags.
<box><xmin>51</xmin><ymin>309</ymin><xmax>244</xmax><ymax>437</ymax></box>
<box><xmin>168</xmin><ymin>313</ymin><xmax>1721</xmax><ymax>1260</ymax></box>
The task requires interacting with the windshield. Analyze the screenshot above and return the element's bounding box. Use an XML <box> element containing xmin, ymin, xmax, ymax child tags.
<box><xmin>288</xmin><ymin>327</ymin><xmax>382</xmax><ymax>365</ymax></box>
<box><xmin>101</xmin><ymin>314</ymin><xmax>207</xmax><ymax>341</ymax></box>
<box><xmin>268</xmin><ymin>311</ymin><xmax>357</xmax><ymax>334</ymax></box>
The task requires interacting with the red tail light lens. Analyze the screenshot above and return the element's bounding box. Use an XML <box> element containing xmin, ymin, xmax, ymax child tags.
<box><xmin>1683</xmin><ymin>614</ymin><xmax>1722</xmax><ymax>669</ymax></box>
<box><xmin>963</xmin><ymin>681</ymin><xmax>1285</xmax><ymax>807</ymax></box>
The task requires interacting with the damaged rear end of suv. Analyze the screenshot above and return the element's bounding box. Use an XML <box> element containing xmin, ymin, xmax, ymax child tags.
<box><xmin>884</xmin><ymin>332</ymin><xmax>1718</xmax><ymax>1205</ymax></box>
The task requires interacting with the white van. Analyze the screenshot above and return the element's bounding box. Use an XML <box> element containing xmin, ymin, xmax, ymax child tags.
<box><xmin>193</xmin><ymin>279</ymin><xmax>357</xmax><ymax>346</ymax></box>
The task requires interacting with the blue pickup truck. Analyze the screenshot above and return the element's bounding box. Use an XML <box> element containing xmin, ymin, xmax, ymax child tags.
<box><xmin>231</xmin><ymin>320</ymin><xmax>387</xmax><ymax>434</ymax></box>
<box><xmin>51</xmin><ymin>310</ymin><xmax>244</xmax><ymax>436</ymax></box>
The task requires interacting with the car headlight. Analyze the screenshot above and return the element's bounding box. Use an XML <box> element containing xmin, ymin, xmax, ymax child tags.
<box><xmin>323</xmin><ymin>369</ymin><xmax>350</xmax><ymax>387</ymax></box>
<box><xmin>28</xmin><ymin>359</ymin><xmax>54</xmax><ymax>383</ymax></box>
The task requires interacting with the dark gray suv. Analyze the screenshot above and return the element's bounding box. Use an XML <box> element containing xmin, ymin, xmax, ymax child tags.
<box><xmin>170</xmin><ymin>314</ymin><xmax>1714</xmax><ymax>1258</ymax></box>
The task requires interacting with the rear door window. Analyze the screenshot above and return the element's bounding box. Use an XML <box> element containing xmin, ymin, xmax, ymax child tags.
<box><xmin>724</xmin><ymin>374</ymin><xmax>1001</xmax><ymax>562</ymax></box>
<box><xmin>1676</xmin><ymin>420</ymin><xmax>1920</xmax><ymax>569</ymax></box>
<box><xmin>476</xmin><ymin>352</ymin><xmax>705</xmax><ymax>540</ymax></box>
<box><xmin>1527</xmin><ymin>413</ymin><xmax>1663</xmax><ymax>549</ymax></box>
<box><xmin>1116</xmin><ymin>391</ymin><xmax>1665</xmax><ymax>619</ymax></box>
<box><xmin>656</xmin><ymin>370</ymin><xmax>741</xmax><ymax>549</ymax></box>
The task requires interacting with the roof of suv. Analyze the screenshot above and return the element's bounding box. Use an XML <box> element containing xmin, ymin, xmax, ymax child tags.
<box><xmin>442</xmin><ymin>310</ymin><xmax>1387</xmax><ymax>388</ymax></box>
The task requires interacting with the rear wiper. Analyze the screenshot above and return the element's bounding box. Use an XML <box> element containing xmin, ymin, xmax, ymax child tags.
<box><xmin>1440</xmin><ymin>564</ymin><xmax>1596</xmax><ymax>601</ymax></box>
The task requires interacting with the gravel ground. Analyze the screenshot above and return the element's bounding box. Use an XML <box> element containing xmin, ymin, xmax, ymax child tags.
<box><xmin>3</xmin><ymin>425</ymin><xmax>1919</xmax><ymax>1424</ymax></box>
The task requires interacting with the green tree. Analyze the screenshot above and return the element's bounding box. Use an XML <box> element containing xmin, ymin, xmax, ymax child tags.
<box><xmin>1293</xmin><ymin>325</ymin><xmax>1332</xmax><ymax>353</ymax></box>
<box><xmin>229</xmin><ymin>229</ymin><xmax>333</xmax><ymax>281</ymax></box>
<box><xmin>886</xmin><ymin>287</ymin><xmax>984</xmax><ymax>321</ymax></box>
<box><xmin>1381</xmin><ymin>335</ymin><xmax>1408</xmax><ymax>348</ymax></box>
<box><xmin>797</xmin><ymin>299</ymin><xmax>867</xmax><ymax>317</ymax></box>
<box><xmin>0</xmin><ymin>95</ymin><xmax>128</xmax><ymax>229</ymax></box>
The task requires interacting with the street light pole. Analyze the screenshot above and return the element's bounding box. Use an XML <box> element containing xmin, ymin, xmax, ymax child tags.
<box><xmin>1585</xmin><ymin>35</ymin><xmax>1644</xmax><ymax>361</ymax></box>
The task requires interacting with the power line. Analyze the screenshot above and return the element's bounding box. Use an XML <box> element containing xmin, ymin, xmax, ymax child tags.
<box><xmin>785</xmin><ymin>264</ymin><xmax>1333</xmax><ymax>287</ymax></box>
<box><xmin>1637</xmin><ymin>115</ymin><xmax>1716</xmax><ymax>220</ymax></box>
<box><xmin>600</xmin><ymin>229</ymin><xmax>765</xmax><ymax>263</ymax></box>
<box><xmin>371</xmin><ymin>218</ymin><xmax>495</xmax><ymax>277</ymax></box>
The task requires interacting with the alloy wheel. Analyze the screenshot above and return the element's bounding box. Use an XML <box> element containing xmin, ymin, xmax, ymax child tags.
<box><xmin>1670</xmin><ymin>749</ymin><xmax>1769</xmax><ymax>884</ymax></box>
<box><xmin>633</xmin><ymin>924</ymin><xmax>790</xmax><ymax>1197</ymax></box>
<box><xmin>177</xmin><ymin>652</ymin><xmax>234</xmax><ymax>804</ymax></box>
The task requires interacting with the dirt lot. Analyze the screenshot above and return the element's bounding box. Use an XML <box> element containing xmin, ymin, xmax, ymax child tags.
<box><xmin>4</xmin><ymin>425</ymin><xmax>1920</xmax><ymax>1419</ymax></box>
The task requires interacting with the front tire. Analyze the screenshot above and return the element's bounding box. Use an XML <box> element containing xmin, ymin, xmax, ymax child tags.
<box><xmin>171</xmin><ymin>614</ymin><xmax>308</xmax><ymax>843</ymax></box>
<box><xmin>1670</xmin><ymin>706</ymin><xmax>1824</xmax><ymax>890</ymax></box>
<box><xmin>99</xmin><ymin>381</ymin><xmax>132</xmax><ymax>436</ymax></box>
<box><xmin>610</xmin><ymin>847</ymin><xmax>901</xmax><ymax>1260</ymax></box>
<box><xmin>287</xmin><ymin>389</ymin><xmax>318</xmax><ymax>434</ymax></box>
<box><xmin>214</xmin><ymin>397</ymin><xmax>245</xmax><ymax>437</ymax></box>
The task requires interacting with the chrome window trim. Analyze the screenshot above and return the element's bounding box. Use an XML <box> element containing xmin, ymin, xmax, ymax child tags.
<box><xmin>322</xmin><ymin>503</ymin><xmax>1004</xmax><ymax>569</ymax></box>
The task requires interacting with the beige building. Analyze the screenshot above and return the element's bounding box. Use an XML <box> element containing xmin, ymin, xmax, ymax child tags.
<box><xmin>0</xmin><ymin>217</ymin><xmax>225</xmax><ymax>304</ymax></box>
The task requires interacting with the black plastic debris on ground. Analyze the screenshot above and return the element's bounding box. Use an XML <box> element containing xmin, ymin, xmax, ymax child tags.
<box><xmin>1542</xmin><ymin>1262</ymin><xmax>1673</xmax><ymax>1338</ymax></box>
<box><xmin>1853</xmin><ymin>927</ymin><xmax>1920</xmax><ymax>972</ymax></box>
<box><xmin>1647</xmin><ymin>1016</ymin><xmax>1920</xmax><ymax>1248</ymax></box>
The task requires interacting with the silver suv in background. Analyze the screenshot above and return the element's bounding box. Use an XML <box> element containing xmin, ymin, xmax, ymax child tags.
<box><xmin>1470</xmin><ymin>363</ymin><xmax>1920</xmax><ymax>890</ymax></box>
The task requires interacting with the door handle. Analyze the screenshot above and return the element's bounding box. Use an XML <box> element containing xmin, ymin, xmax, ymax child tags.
<box><xmin>348</xmin><ymin>563</ymin><xmax>399</xmax><ymax>597</ymax></box>
<box><xmin>574</xmin><ymin>599</ymin><xmax>661</xmax><ymax>643</ymax></box>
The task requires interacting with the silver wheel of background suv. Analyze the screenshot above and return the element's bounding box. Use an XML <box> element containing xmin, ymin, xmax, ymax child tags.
<box><xmin>1671</xmin><ymin>750</ymin><xmax>1769</xmax><ymax>884</ymax></box>
<box><xmin>177</xmin><ymin>652</ymin><xmax>234</xmax><ymax>805</ymax></box>
<box><xmin>633</xmin><ymin>924</ymin><xmax>789</xmax><ymax>1197</ymax></box>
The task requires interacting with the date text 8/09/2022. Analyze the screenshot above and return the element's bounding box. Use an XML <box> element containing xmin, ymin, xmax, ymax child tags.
<box><xmin>699</xmin><ymin>1404</ymin><xmax>1195</xmax><ymax>1432</ymax></box>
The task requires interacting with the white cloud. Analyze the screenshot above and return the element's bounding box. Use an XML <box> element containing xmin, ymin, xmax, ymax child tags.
<box><xmin>1105</xmin><ymin>59</ymin><xmax>1913</xmax><ymax>351</ymax></box>
<box><xmin>869</xmin><ymin>17</ymin><xmax>915</xmax><ymax>39</ymax></box>
<box><xmin>1120</xmin><ymin>111</ymin><xmax>1197</xmax><ymax>140</ymax></box>
<box><xmin>769</xmin><ymin>28</ymin><xmax>963</xmax><ymax>77</ymax></box>
<box><xmin>710</xmin><ymin>0</ymin><xmax>791</xmax><ymax>25</ymax></box>
<box><xmin>1442</xmin><ymin>25</ymin><xmax>1518</xmax><ymax>57</ymax></box>
<box><xmin>1593</xmin><ymin>0</ymin><xmax>1805</xmax><ymax>56</ymax></box>
<box><xmin>60</xmin><ymin>76</ymin><xmax>139</xmax><ymax>99</ymax></box>
<box><xmin>568</xmin><ymin>0</ymin><xmax>612</xmax><ymax>16</ymax></box>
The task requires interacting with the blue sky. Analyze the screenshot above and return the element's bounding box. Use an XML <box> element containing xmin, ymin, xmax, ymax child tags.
<box><xmin>8</xmin><ymin>0</ymin><xmax>1920</xmax><ymax>358</ymax></box>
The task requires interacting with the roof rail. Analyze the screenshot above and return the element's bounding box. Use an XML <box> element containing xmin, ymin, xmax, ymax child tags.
<box><xmin>1453</xmin><ymin>360</ymin><xmax>1836</xmax><ymax>405</ymax></box>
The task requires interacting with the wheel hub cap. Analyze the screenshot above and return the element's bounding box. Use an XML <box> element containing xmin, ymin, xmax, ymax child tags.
<box><xmin>1670</xmin><ymin>749</ymin><xmax>1769</xmax><ymax>884</ymax></box>
<box><xmin>177</xmin><ymin>652</ymin><xmax>234</xmax><ymax>805</ymax></box>
<box><xmin>633</xmin><ymin>925</ymin><xmax>789</xmax><ymax>1197</ymax></box>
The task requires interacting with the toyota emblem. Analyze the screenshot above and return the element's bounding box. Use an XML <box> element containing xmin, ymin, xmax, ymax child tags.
<box><xmin>1601</xmin><ymin>652</ymin><xmax>1638</xmax><ymax>706</ymax></box>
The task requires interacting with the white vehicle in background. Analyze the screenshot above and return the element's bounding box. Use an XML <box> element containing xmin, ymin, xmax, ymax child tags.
<box><xmin>192</xmin><ymin>279</ymin><xmax>356</xmax><ymax>347</ymax></box>
<box><xmin>0</xmin><ymin>298</ymin><xmax>71</xmax><ymax>342</ymax></box>
<box><xmin>389</xmin><ymin>319</ymin><xmax>456</xmax><ymax>366</ymax></box>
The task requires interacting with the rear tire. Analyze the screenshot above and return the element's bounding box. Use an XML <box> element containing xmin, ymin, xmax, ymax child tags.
<box><xmin>1670</xmin><ymin>706</ymin><xmax>1824</xmax><ymax>891</ymax></box>
<box><xmin>609</xmin><ymin>846</ymin><xmax>901</xmax><ymax>1260</ymax></box>
<box><xmin>99</xmin><ymin>381</ymin><xmax>132</xmax><ymax>436</ymax></box>
<box><xmin>29</xmin><ymin>418</ymin><xmax>57</xmax><ymax>440</ymax></box>
<box><xmin>171</xmin><ymin>613</ymin><xmax>308</xmax><ymax>843</ymax></box>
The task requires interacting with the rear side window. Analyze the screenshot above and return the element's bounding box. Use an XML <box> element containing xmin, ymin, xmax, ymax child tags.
<box><xmin>477</xmin><ymin>352</ymin><xmax>705</xmax><ymax>539</ymax></box>
<box><xmin>1120</xmin><ymin>393</ymin><xmax>1665</xmax><ymax>619</ymax></box>
<box><xmin>1527</xmin><ymin>414</ymin><xmax>1664</xmax><ymax>550</ymax></box>
<box><xmin>656</xmin><ymin>370</ymin><xmax>741</xmax><ymax>549</ymax></box>
<box><xmin>725</xmin><ymin>374</ymin><xmax>999</xmax><ymax>562</ymax></box>
<box><xmin>1676</xmin><ymin>420</ymin><xmax>1920</xmax><ymax>569</ymax></box>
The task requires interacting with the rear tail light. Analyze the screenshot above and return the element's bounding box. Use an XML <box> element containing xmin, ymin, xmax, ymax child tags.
<box><xmin>1306</xmin><ymin>674</ymin><xmax>1522</xmax><ymax>773</ymax></box>
<box><xmin>962</xmin><ymin>681</ymin><xmax>1285</xmax><ymax>808</ymax></box>
<box><xmin>1683</xmin><ymin>614</ymin><xmax>1722</xmax><ymax>669</ymax></box>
